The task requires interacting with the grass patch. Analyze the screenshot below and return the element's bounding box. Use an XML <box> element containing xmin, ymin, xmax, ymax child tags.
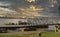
<box><xmin>0</xmin><ymin>33</ymin><xmax>38</xmax><ymax>37</ymax></box>
<box><xmin>0</xmin><ymin>35</ymin><xmax>30</xmax><ymax>37</ymax></box>
<box><xmin>42</xmin><ymin>32</ymin><xmax>60</xmax><ymax>37</ymax></box>
<box><xmin>0</xmin><ymin>32</ymin><xmax>60</xmax><ymax>37</ymax></box>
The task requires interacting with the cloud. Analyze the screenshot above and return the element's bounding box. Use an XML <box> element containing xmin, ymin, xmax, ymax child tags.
<box><xmin>0</xmin><ymin>0</ymin><xmax>59</xmax><ymax>17</ymax></box>
<box><xmin>0</xmin><ymin>2</ymin><xmax>11</xmax><ymax>6</ymax></box>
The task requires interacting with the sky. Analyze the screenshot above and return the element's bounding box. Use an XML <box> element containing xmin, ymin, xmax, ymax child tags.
<box><xmin>0</xmin><ymin>0</ymin><xmax>60</xmax><ymax>17</ymax></box>
<box><xmin>0</xmin><ymin>0</ymin><xmax>60</xmax><ymax>25</ymax></box>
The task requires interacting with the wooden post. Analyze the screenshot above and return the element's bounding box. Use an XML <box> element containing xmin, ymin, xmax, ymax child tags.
<box><xmin>39</xmin><ymin>32</ymin><xmax>41</xmax><ymax>37</ymax></box>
